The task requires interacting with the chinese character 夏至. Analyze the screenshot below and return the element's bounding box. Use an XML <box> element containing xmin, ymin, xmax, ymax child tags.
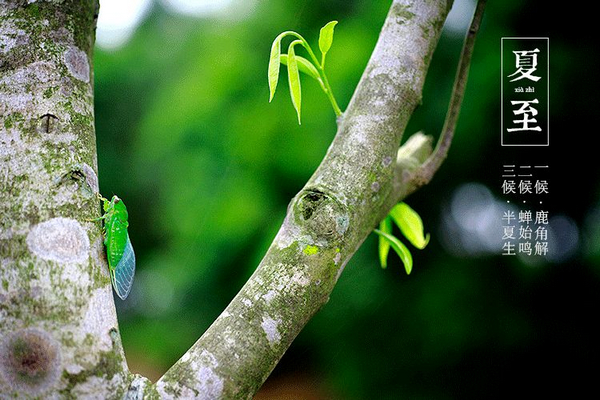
<box><xmin>508</xmin><ymin>48</ymin><xmax>541</xmax><ymax>82</ymax></box>
<box><xmin>501</xmin><ymin>39</ymin><xmax>548</xmax><ymax>146</ymax></box>
<box><xmin>507</xmin><ymin>99</ymin><xmax>542</xmax><ymax>132</ymax></box>
<box><xmin>503</xmin><ymin>225</ymin><xmax>515</xmax><ymax>240</ymax></box>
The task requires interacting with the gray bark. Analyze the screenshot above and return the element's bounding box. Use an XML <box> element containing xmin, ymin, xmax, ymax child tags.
<box><xmin>0</xmin><ymin>0</ymin><xmax>455</xmax><ymax>398</ymax></box>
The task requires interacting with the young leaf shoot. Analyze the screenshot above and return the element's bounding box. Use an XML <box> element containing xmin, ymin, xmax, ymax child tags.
<box><xmin>280</xmin><ymin>54</ymin><xmax>322</xmax><ymax>83</ymax></box>
<box><xmin>389</xmin><ymin>202</ymin><xmax>430</xmax><ymax>249</ymax></box>
<box><xmin>378</xmin><ymin>216</ymin><xmax>393</xmax><ymax>269</ymax></box>
<box><xmin>287</xmin><ymin>40</ymin><xmax>303</xmax><ymax>124</ymax></box>
<box><xmin>318</xmin><ymin>20</ymin><xmax>338</xmax><ymax>66</ymax></box>
<box><xmin>376</xmin><ymin>202</ymin><xmax>429</xmax><ymax>275</ymax></box>
<box><xmin>374</xmin><ymin>229</ymin><xmax>413</xmax><ymax>275</ymax></box>
<box><xmin>268</xmin><ymin>33</ymin><xmax>284</xmax><ymax>102</ymax></box>
<box><xmin>267</xmin><ymin>21</ymin><xmax>342</xmax><ymax>124</ymax></box>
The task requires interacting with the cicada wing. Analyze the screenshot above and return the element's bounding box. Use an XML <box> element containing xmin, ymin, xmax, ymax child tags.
<box><xmin>111</xmin><ymin>235</ymin><xmax>136</xmax><ymax>300</ymax></box>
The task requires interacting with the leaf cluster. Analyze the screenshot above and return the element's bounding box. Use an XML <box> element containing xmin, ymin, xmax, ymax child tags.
<box><xmin>375</xmin><ymin>202</ymin><xmax>430</xmax><ymax>274</ymax></box>
<box><xmin>268</xmin><ymin>21</ymin><xmax>341</xmax><ymax>124</ymax></box>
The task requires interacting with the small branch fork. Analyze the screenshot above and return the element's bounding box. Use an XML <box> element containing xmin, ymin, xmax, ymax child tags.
<box><xmin>412</xmin><ymin>0</ymin><xmax>487</xmax><ymax>187</ymax></box>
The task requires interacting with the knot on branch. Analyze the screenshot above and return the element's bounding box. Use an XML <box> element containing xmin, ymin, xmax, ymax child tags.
<box><xmin>293</xmin><ymin>188</ymin><xmax>349</xmax><ymax>241</ymax></box>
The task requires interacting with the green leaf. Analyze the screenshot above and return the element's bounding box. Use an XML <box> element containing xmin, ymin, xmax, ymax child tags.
<box><xmin>378</xmin><ymin>217</ymin><xmax>393</xmax><ymax>269</ymax></box>
<box><xmin>374</xmin><ymin>229</ymin><xmax>413</xmax><ymax>275</ymax></box>
<box><xmin>268</xmin><ymin>33</ymin><xmax>284</xmax><ymax>102</ymax></box>
<box><xmin>389</xmin><ymin>202</ymin><xmax>430</xmax><ymax>250</ymax></box>
<box><xmin>280</xmin><ymin>54</ymin><xmax>321</xmax><ymax>83</ymax></box>
<box><xmin>318</xmin><ymin>21</ymin><xmax>338</xmax><ymax>61</ymax></box>
<box><xmin>287</xmin><ymin>42</ymin><xmax>302</xmax><ymax>124</ymax></box>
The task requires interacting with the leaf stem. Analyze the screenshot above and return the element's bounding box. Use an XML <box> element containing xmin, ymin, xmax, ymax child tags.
<box><xmin>321</xmin><ymin>73</ymin><xmax>342</xmax><ymax>117</ymax></box>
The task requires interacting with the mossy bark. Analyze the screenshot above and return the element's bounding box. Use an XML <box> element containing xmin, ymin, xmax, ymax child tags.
<box><xmin>1</xmin><ymin>1</ymin><xmax>130</xmax><ymax>398</ymax></box>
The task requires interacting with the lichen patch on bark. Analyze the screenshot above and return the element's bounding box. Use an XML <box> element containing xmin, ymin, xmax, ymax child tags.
<box><xmin>260</xmin><ymin>316</ymin><xmax>282</xmax><ymax>345</ymax></box>
<box><xmin>0</xmin><ymin>20</ymin><xmax>26</xmax><ymax>54</ymax></box>
<box><xmin>26</xmin><ymin>217</ymin><xmax>89</xmax><ymax>264</ymax></box>
<box><xmin>157</xmin><ymin>350</ymin><xmax>224</xmax><ymax>400</ymax></box>
<box><xmin>81</xmin><ymin>162</ymin><xmax>98</xmax><ymax>193</ymax></box>
<box><xmin>63</xmin><ymin>46</ymin><xmax>90</xmax><ymax>83</ymax></box>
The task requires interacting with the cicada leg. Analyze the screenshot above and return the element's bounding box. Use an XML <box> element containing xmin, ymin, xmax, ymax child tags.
<box><xmin>86</xmin><ymin>214</ymin><xmax>106</xmax><ymax>222</ymax></box>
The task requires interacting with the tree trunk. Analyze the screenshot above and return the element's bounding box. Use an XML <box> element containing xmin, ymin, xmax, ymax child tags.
<box><xmin>0</xmin><ymin>0</ymin><xmax>471</xmax><ymax>398</ymax></box>
<box><xmin>1</xmin><ymin>0</ymin><xmax>131</xmax><ymax>397</ymax></box>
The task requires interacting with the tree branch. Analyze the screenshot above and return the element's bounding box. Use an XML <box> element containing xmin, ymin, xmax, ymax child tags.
<box><xmin>155</xmin><ymin>1</ymin><xmax>454</xmax><ymax>398</ymax></box>
<box><xmin>415</xmin><ymin>0</ymin><xmax>486</xmax><ymax>186</ymax></box>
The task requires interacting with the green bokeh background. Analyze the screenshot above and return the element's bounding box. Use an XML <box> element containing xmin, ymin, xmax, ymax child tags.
<box><xmin>93</xmin><ymin>0</ymin><xmax>599</xmax><ymax>398</ymax></box>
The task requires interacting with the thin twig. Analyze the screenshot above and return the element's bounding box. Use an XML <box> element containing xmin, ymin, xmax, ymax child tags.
<box><xmin>417</xmin><ymin>0</ymin><xmax>486</xmax><ymax>184</ymax></box>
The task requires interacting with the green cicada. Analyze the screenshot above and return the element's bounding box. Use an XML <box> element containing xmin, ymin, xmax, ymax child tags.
<box><xmin>92</xmin><ymin>194</ymin><xmax>136</xmax><ymax>300</ymax></box>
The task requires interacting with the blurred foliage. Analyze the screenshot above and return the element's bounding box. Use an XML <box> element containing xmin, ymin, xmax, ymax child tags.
<box><xmin>94</xmin><ymin>0</ymin><xmax>600</xmax><ymax>397</ymax></box>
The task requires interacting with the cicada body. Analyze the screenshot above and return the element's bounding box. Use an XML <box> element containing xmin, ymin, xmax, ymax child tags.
<box><xmin>99</xmin><ymin>195</ymin><xmax>136</xmax><ymax>300</ymax></box>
